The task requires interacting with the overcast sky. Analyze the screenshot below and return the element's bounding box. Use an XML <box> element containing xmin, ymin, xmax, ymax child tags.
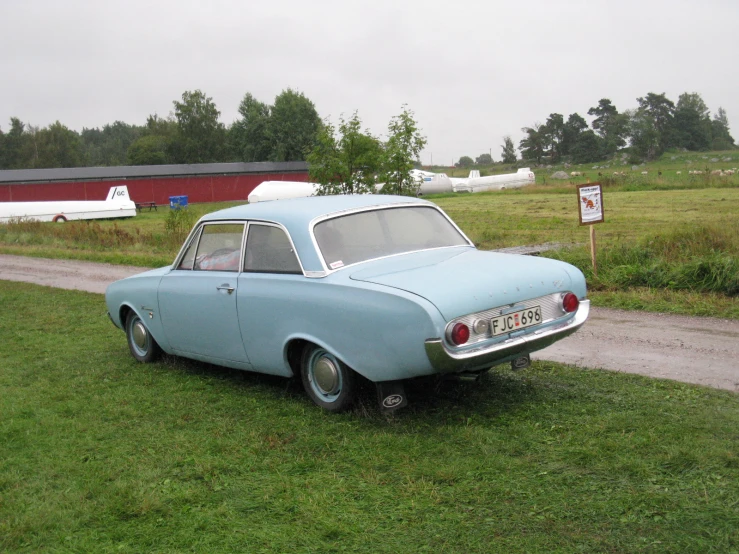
<box><xmin>2</xmin><ymin>0</ymin><xmax>738</xmax><ymax>166</ymax></box>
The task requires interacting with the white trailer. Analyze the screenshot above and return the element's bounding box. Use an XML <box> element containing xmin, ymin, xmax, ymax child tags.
<box><xmin>0</xmin><ymin>185</ymin><xmax>137</xmax><ymax>223</ymax></box>
<box><xmin>247</xmin><ymin>181</ymin><xmax>319</xmax><ymax>203</ymax></box>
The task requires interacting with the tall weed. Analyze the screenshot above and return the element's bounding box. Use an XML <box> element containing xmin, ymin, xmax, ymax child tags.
<box><xmin>549</xmin><ymin>222</ymin><xmax>739</xmax><ymax>296</ymax></box>
<box><xmin>164</xmin><ymin>207</ymin><xmax>197</xmax><ymax>246</ymax></box>
<box><xmin>0</xmin><ymin>218</ymin><xmax>166</xmax><ymax>252</ymax></box>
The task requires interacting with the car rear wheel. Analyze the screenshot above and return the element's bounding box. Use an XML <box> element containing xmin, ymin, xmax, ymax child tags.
<box><xmin>53</xmin><ymin>215</ymin><xmax>67</xmax><ymax>222</ymax></box>
<box><xmin>125</xmin><ymin>311</ymin><xmax>162</xmax><ymax>363</ymax></box>
<box><xmin>300</xmin><ymin>345</ymin><xmax>356</xmax><ymax>412</ymax></box>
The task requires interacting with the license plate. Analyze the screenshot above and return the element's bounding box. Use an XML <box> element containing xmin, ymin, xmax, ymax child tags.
<box><xmin>490</xmin><ymin>306</ymin><xmax>542</xmax><ymax>336</ymax></box>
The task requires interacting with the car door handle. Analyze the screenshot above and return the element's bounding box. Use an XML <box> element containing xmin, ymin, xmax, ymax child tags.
<box><xmin>216</xmin><ymin>284</ymin><xmax>235</xmax><ymax>295</ymax></box>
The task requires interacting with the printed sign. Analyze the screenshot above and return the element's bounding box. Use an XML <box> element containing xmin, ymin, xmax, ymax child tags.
<box><xmin>577</xmin><ymin>183</ymin><xmax>604</xmax><ymax>225</ymax></box>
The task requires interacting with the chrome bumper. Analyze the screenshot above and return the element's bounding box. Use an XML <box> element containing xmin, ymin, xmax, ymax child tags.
<box><xmin>425</xmin><ymin>300</ymin><xmax>590</xmax><ymax>373</ymax></box>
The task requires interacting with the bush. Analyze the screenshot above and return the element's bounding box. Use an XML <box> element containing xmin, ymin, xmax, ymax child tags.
<box><xmin>164</xmin><ymin>207</ymin><xmax>196</xmax><ymax>246</ymax></box>
<box><xmin>547</xmin><ymin>222</ymin><xmax>739</xmax><ymax>296</ymax></box>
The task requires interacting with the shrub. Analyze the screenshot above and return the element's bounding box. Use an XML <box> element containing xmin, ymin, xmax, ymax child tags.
<box><xmin>547</xmin><ymin>222</ymin><xmax>739</xmax><ymax>296</ymax></box>
<box><xmin>164</xmin><ymin>207</ymin><xmax>196</xmax><ymax>246</ymax></box>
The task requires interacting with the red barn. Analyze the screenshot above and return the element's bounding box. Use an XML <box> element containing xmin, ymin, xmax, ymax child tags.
<box><xmin>0</xmin><ymin>162</ymin><xmax>309</xmax><ymax>204</ymax></box>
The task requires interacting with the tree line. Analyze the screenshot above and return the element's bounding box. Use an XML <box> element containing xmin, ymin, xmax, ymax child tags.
<box><xmin>0</xmin><ymin>88</ymin><xmax>324</xmax><ymax>170</ymax></box>
<box><xmin>0</xmin><ymin>88</ymin><xmax>427</xmax><ymax>197</ymax></box>
<box><xmin>512</xmin><ymin>92</ymin><xmax>735</xmax><ymax>166</ymax></box>
<box><xmin>2</xmin><ymin>88</ymin><xmax>735</xmax><ymax>174</ymax></box>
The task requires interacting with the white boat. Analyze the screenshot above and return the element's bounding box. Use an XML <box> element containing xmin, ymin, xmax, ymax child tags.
<box><xmin>0</xmin><ymin>185</ymin><xmax>137</xmax><ymax>223</ymax></box>
<box><xmin>247</xmin><ymin>181</ymin><xmax>319</xmax><ymax>203</ymax></box>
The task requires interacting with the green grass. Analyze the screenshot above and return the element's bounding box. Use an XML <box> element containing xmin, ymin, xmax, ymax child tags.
<box><xmin>2</xmin><ymin>281</ymin><xmax>739</xmax><ymax>552</ymax></box>
<box><xmin>433</xmin><ymin>149</ymin><xmax>739</xmax><ymax>192</ymax></box>
<box><xmin>1</xmin><ymin>175</ymin><xmax>737</xmax><ymax>317</ymax></box>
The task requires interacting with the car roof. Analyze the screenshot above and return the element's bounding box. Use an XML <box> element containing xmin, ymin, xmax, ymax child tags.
<box><xmin>201</xmin><ymin>194</ymin><xmax>430</xmax><ymax>226</ymax></box>
<box><xmin>200</xmin><ymin>194</ymin><xmax>436</xmax><ymax>274</ymax></box>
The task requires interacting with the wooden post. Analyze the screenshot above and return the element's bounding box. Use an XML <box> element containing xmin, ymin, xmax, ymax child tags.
<box><xmin>589</xmin><ymin>225</ymin><xmax>597</xmax><ymax>277</ymax></box>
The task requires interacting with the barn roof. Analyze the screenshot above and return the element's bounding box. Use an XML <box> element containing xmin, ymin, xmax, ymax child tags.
<box><xmin>0</xmin><ymin>161</ymin><xmax>308</xmax><ymax>184</ymax></box>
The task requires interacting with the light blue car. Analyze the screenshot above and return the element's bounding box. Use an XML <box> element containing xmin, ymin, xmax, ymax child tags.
<box><xmin>105</xmin><ymin>195</ymin><xmax>589</xmax><ymax>412</ymax></box>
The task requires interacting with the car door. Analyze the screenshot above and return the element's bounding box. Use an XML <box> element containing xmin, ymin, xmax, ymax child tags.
<box><xmin>236</xmin><ymin>222</ymin><xmax>305</xmax><ymax>376</ymax></box>
<box><xmin>158</xmin><ymin>221</ymin><xmax>252</xmax><ymax>367</ymax></box>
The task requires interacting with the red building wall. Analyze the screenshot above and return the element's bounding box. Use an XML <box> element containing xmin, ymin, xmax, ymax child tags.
<box><xmin>0</xmin><ymin>171</ymin><xmax>309</xmax><ymax>204</ymax></box>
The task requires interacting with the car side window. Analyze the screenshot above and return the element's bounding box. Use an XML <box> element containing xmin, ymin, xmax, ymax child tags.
<box><xmin>176</xmin><ymin>227</ymin><xmax>202</xmax><ymax>270</ymax></box>
<box><xmin>192</xmin><ymin>223</ymin><xmax>245</xmax><ymax>272</ymax></box>
<box><xmin>244</xmin><ymin>224</ymin><xmax>302</xmax><ymax>274</ymax></box>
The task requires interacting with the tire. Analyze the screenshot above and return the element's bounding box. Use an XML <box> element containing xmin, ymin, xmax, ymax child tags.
<box><xmin>300</xmin><ymin>345</ymin><xmax>356</xmax><ymax>412</ymax></box>
<box><xmin>125</xmin><ymin>311</ymin><xmax>162</xmax><ymax>363</ymax></box>
<box><xmin>53</xmin><ymin>215</ymin><xmax>67</xmax><ymax>222</ymax></box>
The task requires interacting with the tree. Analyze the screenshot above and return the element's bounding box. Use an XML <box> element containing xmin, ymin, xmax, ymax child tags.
<box><xmin>626</xmin><ymin>108</ymin><xmax>660</xmax><ymax>161</ymax></box>
<box><xmin>29</xmin><ymin>122</ymin><xmax>83</xmax><ymax>168</ymax></box>
<box><xmin>635</xmin><ymin>92</ymin><xmax>676</xmax><ymax>155</ymax></box>
<box><xmin>308</xmin><ymin>112</ymin><xmax>383</xmax><ymax>195</ymax></box>
<box><xmin>570</xmin><ymin>130</ymin><xmax>601</xmax><ymax>164</ymax></box>
<box><xmin>171</xmin><ymin>90</ymin><xmax>226</xmax><ymax>163</ymax></box>
<box><xmin>676</xmin><ymin>92</ymin><xmax>709</xmax><ymax>118</ymax></box>
<box><xmin>144</xmin><ymin>113</ymin><xmax>178</xmax><ymax>138</ymax></box>
<box><xmin>475</xmin><ymin>153</ymin><xmax>493</xmax><ymax>165</ymax></box>
<box><xmin>562</xmin><ymin>113</ymin><xmax>588</xmax><ymax>157</ymax></box>
<box><xmin>519</xmin><ymin>123</ymin><xmax>545</xmax><ymax>164</ymax></box>
<box><xmin>229</xmin><ymin>93</ymin><xmax>271</xmax><ymax>162</ymax></box>
<box><xmin>674</xmin><ymin>92</ymin><xmax>711</xmax><ymax>151</ymax></box>
<box><xmin>267</xmin><ymin>88</ymin><xmax>321</xmax><ymax>162</ymax></box>
<box><xmin>80</xmin><ymin>121</ymin><xmax>142</xmax><ymax>166</ymax></box>
<box><xmin>500</xmin><ymin>136</ymin><xmax>517</xmax><ymax>163</ymax></box>
<box><xmin>587</xmin><ymin>98</ymin><xmax>628</xmax><ymax>156</ymax></box>
<box><xmin>380</xmin><ymin>106</ymin><xmax>427</xmax><ymax>196</ymax></box>
<box><xmin>711</xmin><ymin>107</ymin><xmax>735</xmax><ymax>150</ymax></box>
<box><xmin>0</xmin><ymin>118</ymin><xmax>27</xmax><ymax>169</ymax></box>
<box><xmin>127</xmin><ymin>135</ymin><xmax>170</xmax><ymax>165</ymax></box>
<box><xmin>456</xmin><ymin>156</ymin><xmax>474</xmax><ymax>168</ymax></box>
<box><xmin>542</xmin><ymin>113</ymin><xmax>565</xmax><ymax>162</ymax></box>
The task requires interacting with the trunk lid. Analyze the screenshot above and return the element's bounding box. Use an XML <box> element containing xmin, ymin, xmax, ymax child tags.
<box><xmin>349</xmin><ymin>248</ymin><xmax>574</xmax><ymax>320</ymax></box>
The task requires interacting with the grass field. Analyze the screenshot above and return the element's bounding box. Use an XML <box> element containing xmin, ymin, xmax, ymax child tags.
<box><xmin>1</xmin><ymin>280</ymin><xmax>739</xmax><ymax>553</ymax></box>
<box><xmin>437</xmin><ymin>149</ymin><xmax>739</xmax><ymax>190</ymax></box>
<box><xmin>0</xmin><ymin>160</ymin><xmax>737</xmax><ymax>318</ymax></box>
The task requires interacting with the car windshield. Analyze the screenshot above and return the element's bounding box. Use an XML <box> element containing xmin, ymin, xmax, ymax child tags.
<box><xmin>314</xmin><ymin>206</ymin><xmax>469</xmax><ymax>270</ymax></box>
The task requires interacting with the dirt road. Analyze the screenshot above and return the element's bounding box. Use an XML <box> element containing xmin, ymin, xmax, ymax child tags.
<box><xmin>1</xmin><ymin>253</ymin><xmax>737</xmax><ymax>392</ymax></box>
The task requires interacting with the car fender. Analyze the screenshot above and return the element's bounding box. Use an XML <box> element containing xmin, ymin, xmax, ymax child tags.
<box><xmin>117</xmin><ymin>301</ymin><xmax>173</xmax><ymax>355</ymax></box>
<box><xmin>105</xmin><ymin>267</ymin><xmax>172</xmax><ymax>352</ymax></box>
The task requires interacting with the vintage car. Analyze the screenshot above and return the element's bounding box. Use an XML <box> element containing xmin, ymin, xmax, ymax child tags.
<box><xmin>105</xmin><ymin>195</ymin><xmax>589</xmax><ymax>411</ymax></box>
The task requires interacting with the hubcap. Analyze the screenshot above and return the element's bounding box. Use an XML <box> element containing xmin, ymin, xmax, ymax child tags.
<box><xmin>132</xmin><ymin>321</ymin><xmax>148</xmax><ymax>350</ymax></box>
<box><xmin>313</xmin><ymin>356</ymin><xmax>339</xmax><ymax>394</ymax></box>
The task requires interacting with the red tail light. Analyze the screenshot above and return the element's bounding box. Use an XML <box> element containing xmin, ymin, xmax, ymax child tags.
<box><xmin>562</xmin><ymin>292</ymin><xmax>579</xmax><ymax>313</ymax></box>
<box><xmin>450</xmin><ymin>322</ymin><xmax>470</xmax><ymax>345</ymax></box>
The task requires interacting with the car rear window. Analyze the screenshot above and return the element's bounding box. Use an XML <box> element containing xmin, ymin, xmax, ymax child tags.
<box><xmin>314</xmin><ymin>206</ymin><xmax>468</xmax><ymax>270</ymax></box>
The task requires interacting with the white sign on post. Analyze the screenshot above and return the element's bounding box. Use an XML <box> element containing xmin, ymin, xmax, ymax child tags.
<box><xmin>577</xmin><ymin>183</ymin><xmax>604</xmax><ymax>225</ymax></box>
<box><xmin>576</xmin><ymin>183</ymin><xmax>604</xmax><ymax>276</ymax></box>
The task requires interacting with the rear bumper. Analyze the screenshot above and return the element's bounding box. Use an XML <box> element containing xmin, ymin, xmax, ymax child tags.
<box><xmin>425</xmin><ymin>300</ymin><xmax>589</xmax><ymax>373</ymax></box>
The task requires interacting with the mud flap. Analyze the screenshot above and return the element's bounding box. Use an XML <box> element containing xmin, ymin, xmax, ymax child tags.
<box><xmin>377</xmin><ymin>380</ymin><xmax>407</xmax><ymax>412</ymax></box>
<box><xmin>511</xmin><ymin>354</ymin><xmax>531</xmax><ymax>371</ymax></box>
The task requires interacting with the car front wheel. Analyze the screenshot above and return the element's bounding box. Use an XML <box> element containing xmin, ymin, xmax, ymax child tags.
<box><xmin>300</xmin><ymin>345</ymin><xmax>356</xmax><ymax>412</ymax></box>
<box><xmin>125</xmin><ymin>311</ymin><xmax>162</xmax><ymax>363</ymax></box>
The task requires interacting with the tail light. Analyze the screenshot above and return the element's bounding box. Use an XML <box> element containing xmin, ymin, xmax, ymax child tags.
<box><xmin>562</xmin><ymin>292</ymin><xmax>579</xmax><ymax>313</ymax></box>
<box><xmin>450</xmin><ymin>322</ymin><xmax>470</xmax><ymax>345</ymax></box>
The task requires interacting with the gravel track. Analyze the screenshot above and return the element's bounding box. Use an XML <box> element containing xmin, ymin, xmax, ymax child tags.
<box><xmin>2</xmin><ymin>253</ymin><xmax>737</xmax><ymax>392</ymax></box>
